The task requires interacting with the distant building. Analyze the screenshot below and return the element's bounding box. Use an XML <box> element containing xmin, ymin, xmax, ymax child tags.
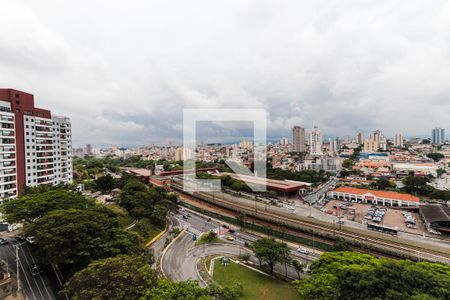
<box><xmin>280</xmin><ymin>137</ymin><xmax>289</xmax><ymax>146</ymax></box>
<box><xmin>309</xmin><ymin>126</ymin><xmax>323</xmax><ymax>155</ymax></box>
<box><xmin>239</xmin><ymin>139</ymin><xmax>253</xmax><ymax>149</ymax></box>
<box><xmin>432</xmin><ymin>127</ymin><xmax>445</xmax><ymax>145</ymax></box>
<box><xmin>394</xmin><ymin>133</ymin><xmax>404</xmax><ymax>148</ymax></box>
<box><xmin>84</xmin><ymin>143</ymin><xmax>92</xmax><ymax>155</ymax></box>
<box><xmin>357</xmin><ymin>132</ymin><xmax>364</xmax><ymax>145</ymax></box>
<box><xmin>292</xmin><ymin>126</ymin><xmax>306</xmax><ymax>153</ymax></box>
<box><xmin>363</xmin><ymin>139</ymin><xmax>378</xmax><ymax>153</ymax></box>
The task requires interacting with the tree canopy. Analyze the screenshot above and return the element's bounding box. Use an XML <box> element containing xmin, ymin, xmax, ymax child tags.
<box><xmin>62</xmin><ymin>255</ymin><xmax>158</xmax><ymax>300</ymax></box>
<box><xmin>296</xmin><ymin>251</ymin><xmax>450</xmax><ymax>300</ymax></box>
<box><xmin>25</xmin><ymin>208</ymin><xmax>138</xmax><ymax>274</ymax></box>
<box><xmin>0</xmin><ymin>189</ymin><xmax>96</xmax><ymax>223</ymax></box>
<box><xmin>252</xmin><ymin>238</ymin><xmax>290</xmax><ymax>275</ymax></box>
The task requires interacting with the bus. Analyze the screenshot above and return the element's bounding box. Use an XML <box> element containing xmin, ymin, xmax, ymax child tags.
<box><xmin>367</xmin><ymin>223</ymin><xmax>398</xmax><ymax>235</ymax></box>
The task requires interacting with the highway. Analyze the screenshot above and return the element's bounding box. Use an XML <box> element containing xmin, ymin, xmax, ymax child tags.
<box><xmin>0</xmin><ymin>235</ymin><xmax>58</xmax><ymax>300</ymax></box>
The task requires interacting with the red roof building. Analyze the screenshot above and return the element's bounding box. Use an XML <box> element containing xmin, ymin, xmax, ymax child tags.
<box><xmin>328</xmin><ymin>186</ymin><xmax>420</xmax><ymax>207</ymax></box>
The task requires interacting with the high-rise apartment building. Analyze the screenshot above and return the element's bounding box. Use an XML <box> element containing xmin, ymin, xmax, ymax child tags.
<box><xmin>292</xmin><ymin>126</ymin><xmax>306</xmax><ymax>153</ymax></box>
<box><xmin>0</xmin><ymin>89</ymin><xmax>73</xmax><ymax>199</ymax></box>
<box><xmin>432</xmin><ymin>127</ymin><xmax>445</xmax><ymax>145</ymax></box>
<box><xmin>84</xmin><ymin>143</ymin><xmax>92</xmax><ymax>156</ymax></box>
<box><xmin>309</xmin><ymin>126</ymin><xmax>323</xmax><ymax>155</ymax></box>
<box><xmin>357</xmin><ymin>132</ymin><xmax>364</xmax><ymax>145</ymax></box>
<box><xmin>280</xmin><ymin>137</ymin><xmax>289</xmax><ymax>146</ymax></box>
<box><xmin>394</xmin><ymin>133</ymin><xmax>404</xmax><ymax>148</ymax></box>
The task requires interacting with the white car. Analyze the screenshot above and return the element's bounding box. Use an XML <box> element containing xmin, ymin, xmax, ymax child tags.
<box><xmin>297</xmin><ymin>247</ymin><xmax>309</xmax><ymax>254</ymax></box>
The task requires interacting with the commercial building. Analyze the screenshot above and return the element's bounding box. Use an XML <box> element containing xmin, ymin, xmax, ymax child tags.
<box><xmin>432</xmin><ymin>127</ymin><xmax>445</xmax><ymax>145</ymax></box>
<box><xmin>419</xmin><ymin>204</ymin><xmax>450</xmax><ymax>235</ymax></box>
<box><xmin>292</xmin><ymin>126</ymin><xmax>306</xmax><ymax>153</ymax></box>
<box><xmin>328</xmin><ymin>186</ymin><xmax>420</xmax><ymax>207</ymax></box>
<box><xmin>0</xmin><ymin>89</ymin><xmax>73</xmax><ymax>199</ymax></box>
<box><xmin>309</xmin><ymin>126</ymin><xmax>323</xmax><ymax>155</ymax></box>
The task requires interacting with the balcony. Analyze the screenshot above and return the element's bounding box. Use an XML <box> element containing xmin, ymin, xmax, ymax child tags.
<box><xmin>1</xmin><ymin>124</ymin><xmax>14</xmax><ymax>129</ymax></box>
<box><xmin>1</xmin><ymin>138</ymin><xmax>15</xmax><ymax>145</ymax></box>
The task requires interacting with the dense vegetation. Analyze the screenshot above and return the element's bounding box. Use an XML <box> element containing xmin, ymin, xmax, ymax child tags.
<box><xmin>296</xmin><ymin>252</ymin><xmax>450</xmax><ymax>300</ymax></box>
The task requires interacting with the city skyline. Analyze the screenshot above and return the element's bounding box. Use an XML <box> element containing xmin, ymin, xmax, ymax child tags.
<box><xmin>1</xmin><ymin>1</ymin><xmax>450</xmax><ymax>146</ymax></box>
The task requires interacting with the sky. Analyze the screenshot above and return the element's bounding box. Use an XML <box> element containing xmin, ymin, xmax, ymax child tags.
<box><xmin>1</xmin><ymin>0</ymin><xmax>449</xmax><ymax>147</ymax></box>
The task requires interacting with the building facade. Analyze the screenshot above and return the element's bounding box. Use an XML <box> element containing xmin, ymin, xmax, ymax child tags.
<box><xmin>0</xmin><ymin>89</ymin><xmax>73</xmax><ymax>199</ymax></box>
<box><xmin>309</xmin><ymin>126</ymin><xmax>323</xmax><ymax>155</ymax></box>
<box><xmin>292</xmin><ymin>126</ymin><xmax>306</xmax><ymax>153</ymax></box>
<box><xmin>432</xmin><ymin>127</ymin><xmax>445</xmax><ymax>145</ymax></box>
<box><xmin>394</xmin><ymin>133</ymin><xmax>404</xmax><ymax>148</ymax></box>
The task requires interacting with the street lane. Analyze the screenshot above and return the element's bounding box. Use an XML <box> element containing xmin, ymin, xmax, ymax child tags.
<box><xmin>0</xmin><ymin>236</ymin><xmax>57</xmax><ymax>300</ymax></box>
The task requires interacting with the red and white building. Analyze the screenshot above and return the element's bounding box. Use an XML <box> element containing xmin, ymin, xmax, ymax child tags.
<box><xmin>0</xmin><ymin>89</ymin><xmax>73</xmax><ymax>200</ymax></box>
<box><xmin>328</xmin><ymin>186</ymin><xmax>420</xmax><ymax>207</ymax></box>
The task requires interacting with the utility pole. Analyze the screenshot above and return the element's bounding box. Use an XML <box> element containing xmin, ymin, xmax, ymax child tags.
<box><xmin>15</xmin><ymin>245</ymin><xmax>21</xmax><ymax>292</ymax></box>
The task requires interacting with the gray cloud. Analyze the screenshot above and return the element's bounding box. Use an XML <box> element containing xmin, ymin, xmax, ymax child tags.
<box><xmin>1</xmin><ymin>0</ymin><xmax>449</xmax><ymax>147</ymax></box>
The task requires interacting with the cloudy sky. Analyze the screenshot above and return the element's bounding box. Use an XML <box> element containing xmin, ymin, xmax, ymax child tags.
<box><xmin>1</xmin><ymin>0</ymin><xmax>449</xmax><ymax>147</ymax></box>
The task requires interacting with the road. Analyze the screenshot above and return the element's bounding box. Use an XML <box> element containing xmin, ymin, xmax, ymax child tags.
<box><xmin>160</xmin><ymin>209</ymin><xmax>320</xmax><ymax>285</ymax></box>
<box><xmin>303</xmin><ymin>175</ymin><xmax>339</xmax><ymax>205</ymax></box>
<box><xmin>0</xmin><ymin>235</ymin><xmax>58</xmax><ymax>300</ymax></box>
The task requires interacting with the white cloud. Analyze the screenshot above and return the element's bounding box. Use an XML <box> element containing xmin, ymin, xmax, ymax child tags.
<box><xmin>0</xmin><ymin>0</ymin><xmax>449</xmax><ymax>146</ymax></box>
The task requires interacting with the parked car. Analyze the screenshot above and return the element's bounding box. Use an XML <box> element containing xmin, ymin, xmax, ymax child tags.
<box><xmin>0</xmin><ymin>238</ymin><xmax>9</xmax><ymax>245</ymax></box>
<box><xmin>226</xmin><ymin>235</ymin><xmax>234</xmax><ymax>241</ymax></box>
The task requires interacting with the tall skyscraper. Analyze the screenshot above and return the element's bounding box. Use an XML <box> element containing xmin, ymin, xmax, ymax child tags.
<box><xmin>357</xmin><ymin>132</ymin><xmax>364</xmax><ymax>145</ymax></box>
<box><xmin>0</xmin><ymin>89</ymin><xmax>73</xmax><ymax>199</ymax></box>
<box><xmin>84</xmin><ymin>143</ymin><xmax>92</xmax><ymax>155</ymax></box>
<box><xmin>292</xmin><ymin>126</ymin><xmax>306</xmax><ymax>152</ymax></box>
<box><xmin>432</xmin><ymin>127</ymin><xmax>445</xmax><ymax>145</ymax></box>
<box><xmin>394</xmin><ymin>133</ymin><xmax>404</xmax><ymax>148</ymax></box>
<box><xmin>371</xmin><ymin>130</ymin><xmax>387</xmax><ymax>151</ymax></box>
<box><xmin>309</xmin><ymin>126</ymin><xmax>323</xmax><ymax>155</ymax></box>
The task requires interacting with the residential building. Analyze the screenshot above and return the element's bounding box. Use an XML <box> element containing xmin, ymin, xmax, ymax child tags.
<box><xmin>292</xmin><ymin>126</ymin><xmax>306</xmax><ymax>153</ymax></box>
<box><xmin>432</xmin><ymin>127</ymin><xmax>445</xmax><ymax>145</ymax></box>
<box><xmin>394</xmin><ymin>133</ymin><xmax>404</xmax><ymax>148</ymax></box>
<box><xmin>357</xmin><ymin>132</ymin><xmax>364</xmax><ymax>145</ymax></box>
<box><xmin>84</xmin><ymin>143</ymin><xmax>92</xmax><ymax>155</ymax></box>
<box><xmin>363</xmin><ymin>138</ymin><xmax>378</xmax><ymax>153</ymax></box>
<box><xmin>280</xmin><ymin>137</ymin><xmax>289</xmax><ymax>146</ymax></box>
<box><xmin>0</xmin><ymin>88</ymin><xmax>73</xmax><ymax>199</ymax></box>
<box><xmin>309</xmin><ymin>126</ymin><xmax>323</xmax><ymax>155</ymax></box>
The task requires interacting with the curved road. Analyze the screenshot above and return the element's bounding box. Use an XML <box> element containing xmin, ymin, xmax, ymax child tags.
<box><xmin>161</xmin><ymin>230</ymin><xmax>302</xmax><ymax>286</ymax></box>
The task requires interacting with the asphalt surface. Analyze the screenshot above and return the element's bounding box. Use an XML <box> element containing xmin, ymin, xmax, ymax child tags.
<box><xmin>160</xmin><ymin>209</ymin><xmax>320</xmax><ymax>285</ymax></box>
<box><xmin>0</xmin><ymin>235</ymin><xmax>58</xmax><ymax>300</ymax></box>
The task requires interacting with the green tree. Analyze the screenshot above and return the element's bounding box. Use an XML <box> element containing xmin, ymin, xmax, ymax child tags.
<box><xmin>62</xmin><ymin>255</ymin><xmax>157</xmax><ymax>300</ymax></box>
<box><xmin>25</xmin><ymin>208</ymin><xmax>137</xmax><ymax>275</ymax></box>
<box><xmin>94</xmin><ymin>174</ymin><xmax>116</xmax><ymax>193</ymax></box>
<box><xmin>0</xmin><ymin>189</ymin><xmax>96</xmax><ymax>223</ymax></box>
<box><xmin>151</xmin><ymin>204</ymin><xmax>168</xmax><ymax>225</ymax></box>
<box><xmin>252</xmin><ymin>238</ymin><xmax>290</xmax><ymax>275</ymax></box>
<box><xmin>143</xmin><ymin>280</ymin><xmax>212</xmax><ymax>300</ymax></box>
<box><xmin>292</xmin><ymin>259</ymin><xmax>307</xmax><ymax>279</ymax></box>
<box><xmin>342</xmin><ymin>159</ymin><xmax>353</xmax><ymax>169</ymax></box>
<box><xmin>296</xmin><ymin>251</ymin><xmax>450</xmax><ymax>300</ymax></box>
<box><xmin>427</xmin><ymin>153</ymin><xmax>444</xmax><ymax>162</ymax></box>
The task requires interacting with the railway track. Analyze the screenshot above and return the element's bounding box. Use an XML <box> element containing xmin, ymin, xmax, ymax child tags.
<box><xmin>171</xmin><ymin>183</ymin><xmax>450</xmax><ymax>264</ymax></box>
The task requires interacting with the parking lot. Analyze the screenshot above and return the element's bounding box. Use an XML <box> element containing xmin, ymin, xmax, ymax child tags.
<box><xmin>322</xmin><ymin>200</ymin><xmax>426</xmax><ymax>235</ymax></box>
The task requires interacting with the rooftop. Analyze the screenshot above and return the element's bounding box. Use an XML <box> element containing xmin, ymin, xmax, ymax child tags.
<box><xmin>420</xmin><ymin>204</ymin><xmax>450</xmax><ymax>223</ymax></box>
<box><xmin>331</xmin><ymin>186</ymin><xmax>420</xmax><ymax>202</ymax></box>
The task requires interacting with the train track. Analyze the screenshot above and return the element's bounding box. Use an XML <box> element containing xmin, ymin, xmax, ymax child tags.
<box><xmin>171</xmin><ymin>183</ymin><xmax>450</xmax><ymax>264</ymax></box>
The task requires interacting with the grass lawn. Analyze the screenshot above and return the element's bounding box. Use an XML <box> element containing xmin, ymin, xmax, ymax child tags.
<box><xmin>213</xmin><ymin>262</ymin><xmax>298</xmax><ymax>300</ymax></box>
